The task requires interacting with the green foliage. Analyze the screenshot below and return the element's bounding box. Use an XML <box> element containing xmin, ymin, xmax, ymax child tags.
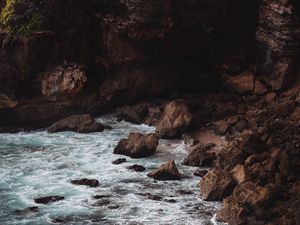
<box><xmin>0</xmin><ymin>0</ymin><xmax>44</xmax><ymax>36</ymax></box>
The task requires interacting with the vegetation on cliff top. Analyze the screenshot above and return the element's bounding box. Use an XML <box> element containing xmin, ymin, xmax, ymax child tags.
<box><xmin>0</xmin><ymin>0</ymin><xmax>44</xmax><ymax>36</ymax></box>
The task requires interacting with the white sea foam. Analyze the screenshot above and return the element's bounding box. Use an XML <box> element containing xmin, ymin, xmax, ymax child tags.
<box><xmin>0</xmin><ymin>116</ymin><xmax>227</xmax><ymax>225</ymax></box>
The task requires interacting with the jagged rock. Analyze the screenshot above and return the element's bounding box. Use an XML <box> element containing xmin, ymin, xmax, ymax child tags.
<box><xmin>34</xmin><ymin>196</ymin><xmax>65</xmax><ymax>204</ymax></box>
<box><xmin>182</xmin><ymin>145</ymin><xmax>216</xmax><ymax>167</ymax></box>
<box><xmin>217</xmin><ymin>182</ymin><xmax>272</xmax><ymax>224</ymax></box>
<box><xmin>224</xmin><ymin>73</ymin><xmax>254</xmax><ymax>94</ymax></box>
<box><xmin>112</xmin><ymin>158</ymin><xmax>127</xmax><ymax>165</ymax></box>
<box><xmin>40</xmin><ymin>65</ymin><xmax>87</xmax><ymax>100</ymax></box>
<box><xmin>198</xmin><ymin>169</ymin><xmax>236</xmax><ymax>201</ymax></box>
<box><xmin>113</xmin><ymin>133</ymin><xmax>159</xmax><ymax>158</ymax></box>
<box><xmin>268</xmin><ymin>100</ymin><xmax>295</xmax><ymax>117</ymax></box>
<box><xmin>71</xmin><ymin>178</ymin><xmax>100</xmax><ymax>187</ymax></box>
<box><xmin>126</xmin><ymin>164</ymin><xmax>146</xmax><ymax>172</ymax></box>
<box><xmin>48</xmin><ymin>114</ymin><xmax>104</xmax><ymax>133</ymax></box>
<box><xmin>253</xmin><ymin>80</ymin><xmax>267</xmax><ymax>95</ymax></box>
<box><xmin>230</xmin><ymin>164</ymin><xmax>247</xmax><ymax>184</ymax></box>
<box><xmin>147</xmin><ymin>160</ymin><xmax>181</xmax><ymax>180</ymax></box>
<box><xmin>156</xmin><ymin>101</ymin><xmax>193</xmax><ymax>138</ymax></box>
<box><xmin>0</xmin><ymin>94</ymin><xmax>18</xmax><ymax>109</ymax></box>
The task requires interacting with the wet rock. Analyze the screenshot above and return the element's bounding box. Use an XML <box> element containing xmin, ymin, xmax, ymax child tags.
<box><xmin>40</xmin><ymin>65</ymin><xmax>87</xmax><ymax>100</ymax></box>
<box><xmin>126</xmin><ymin>164</ymin><xmax>146</xmax><ymax>172</ymax></box>
<box><xmin>164</xmin><ymin>199</ymin><xmax>176</xmax><ymax>203</ymax></box>
<box><xmin>112</xmin><ymin>158</ymin><xmax>127</xmax><ymax>165</ymax></box>
<box><xmin>182</xmin><ymin>145</ymin><xmax>216</xmax><ymax>167</ymax></box>
<box><xmin>48</xmin><ymin>114</ymin><xmax>104</xmax><ymax>133</ymax></box>
<box><xmin>194</xmin><ymin>169</ymin><xmax>209</xmax><ymax>177</ymax></box>
<box><xmin>14</xmin><ymin>207</ymin><xmax>39</xmax><ymax>215</ymax></box>
<box><xmin>176</xmin><ymin>190</ymin><xmax>193</xmax><ymax>195</ymax></box>
<box><xmin>113</xmin><ymin>133</ymin><xmax>159</xmax><ymax>158</ymax></box>
<box><xmin>108</xmin><ymin>205</ymin><xmax>120</xmax><ymax>209</ymax></box>
<box><xmin>0</xmin><ymin>93</ymin><xmax>18</xmax><ymax>109</ymax></box>
<box><xmin>224</xmin><ymin>72</ymin><xmax>254</xmax><ymax>94</ymax></box>
<box><xmin>117</xmin><ymin>103</ymin><xmax>149</xmax><ymax>124</ymax></box>
<box><xmin>34</xmin><ymin>196</ymin><xmax>65</xmax><ymax>204</ymax></box>
<box><xmin>93</xmin><ymin>195</ymin><xmax>112</xmax><ymax>199</ymax></box>
<box><xmin>213</xmin><ymin>116</ymin><xmax>238</xmax><ymax>135</ymax></box>
<box><xmin>198</xmin><ymin>169</ymin><xmax>236</xmax><ymax>201</ymax></box>
<box><xmin>93</xmin><ymin>199</ymin><xmax>110</xmax><ymax>206</ymax></box>
<box><xmin>147</xmin><ymin>160</ymin><xmax>181</xmax><ymax>181</ymax></box>
<box><xmin>217</xmin><ymin>182</ymin><xmax>272</xmax><ymax>224</ymax></box>
<box><xmin>156</xmin><ymin>101</ymin><xmax>193</xmax><ymax>138</ymax></box>
<box><xmin>141</xmin><ymin>193</ymin><xmax>163</xmax><ymax>201</ymax></box>
<box><xmin>71</xmin><ymin>178</ymin><xmax>100</xmax><ymax>187</ymax></box>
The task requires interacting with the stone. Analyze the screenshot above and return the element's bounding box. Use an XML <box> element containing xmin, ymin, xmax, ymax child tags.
<box><xmin>198</xmin><ymin>169</ymin><xmax>236</xmax><ymax>201</ymax></box>
<box><xmin>224</xmin><ymin>73</ymin><xmax>254</xmax><ymax>94</ymax></box>
<box><xmin>182</xmin><ymin>145</ymin><xmax>216</xmax><ymax>167</ymax></box>
<box><xmin>194</xmin><ymin>169</ymin><xmax>209</xmax><ymax>177</ymax></box>
<box><xmin>112</xmin><ymin>158</ymin><xmax>127</xmax><ymax>165</ymax></box>
<box><xmin>253</xmin><ymin>80</ymin><xmax>267</xmax><ymax>95</ymax></box>
<box><xmin>71</xmin><ymin>178</ymin><xmax>100</xmax><ymax>187</ymax></box>
<box><xmin>231</xmin><ymin>164</ymin><xmax>247</xmax><ymax>184</ymax></box>
<box><xmin>156</xmin><ymin>101</ymin><xmax>193</xmax><ymax>138</ymax></box>
<box><xmin>117</xmin><ymin>103</ymin><xmax>149</xmax><ymax>124</ymax></box>
<box><xmin>0</xmin><ymin>93</ymin><xmax>18</xmax><ymax>109</ymax></box>
<box><xmin>290</xmin><ymin>107</ymin><xmax>300</xmax><ymax>121</ymax></box>
<box><xmin>268</xmin><ymin>100</ymin><xmax>295</xmax><ymax>117</ymax></box>
<box><xmin>48</xmin><ymin>114</ymin><xmax>104</xmax><ymax>133</ymax></box>
<box><xmin>113</xmin><ymin>133</ymin><xmax>159</xmax><ymax>158</ymax></box>
<box><xmin>126</xmin><ymin>164</ymin><xmax>146</xmax><ymax>172</ymax></box>
<box><xmin>40</xmin><ymin>65</ymin><xmax>87</xmax><ymax>100</ymax></box>
<box><xmin>34</xmin><ymin>196</ymin><xmax>65</xmax><ymax>204</ymax></box>
<box><xmin>147</xmin><ymin>160</ymin><xmax>181</xmax><ymax>181</ymax></box>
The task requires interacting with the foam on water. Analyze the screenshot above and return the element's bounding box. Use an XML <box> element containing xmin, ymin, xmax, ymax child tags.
<box><xmin>0</xmin><ymin>116</ymin><xmax>226</xmax><ymax>225</ymax></box>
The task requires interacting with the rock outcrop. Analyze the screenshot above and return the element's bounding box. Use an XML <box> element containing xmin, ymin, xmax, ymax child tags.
<box><xmin>147</xmin><ymin>160</ymin><xmax>181</xmax><ymax>181</ymax></box>
<box><xmin>113</xmin><ymin>133</ymin><xmax>159</xmax><ymax>158</ymax></box>
<box><xmin>70</xmin><ymin>178</ymin><xmax>100</xmax><ymax>187</ymax></box>
<box><xmin>156</xmin><ymin>101</ymin><xmax>193</xmax><ymax>138</ymax></box>
<box><xmin>48</xmin><ymin>114</ymin><xmax>104</xmax><ymax>133</ymax></box>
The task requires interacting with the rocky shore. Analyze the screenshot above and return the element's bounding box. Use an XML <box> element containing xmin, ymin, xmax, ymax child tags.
<box><xmin>1</xmin><ymin>0</ymin><xmax>300</xmax><ymax>224</ymax></box>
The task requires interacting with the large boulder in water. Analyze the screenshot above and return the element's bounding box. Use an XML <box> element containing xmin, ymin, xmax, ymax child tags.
<box><xmin>113</xmin><ymin>133</ymin><xmax>159</xmax><ymax>158</ymax></box>
<box><xmin>147</xmin><ymin>160</ymin><xmax>182</xmax><ymax>180</ymax></box>
<box><xmin>48</xmin><ymin>114</ymin><xmax>104</xmax><ymax>133</ymax></box>
<box><xmin>182</xmin><ymin>144</ymin><xmax>216</xmax><ymax>167</ymax></box>
<box><xmin>71</xmin><ymin>178</ymin><xmax>100</xmax><ymax>187</ymax></box>
<box><xmin>34</xmin><ymin>196</ymin><xmax>65</xmax><ymax>204</ymax></box>
<box><xmin>156</xmin><ymin>101</ymin><xmax>193</xmax><ymax>138</ymax></box>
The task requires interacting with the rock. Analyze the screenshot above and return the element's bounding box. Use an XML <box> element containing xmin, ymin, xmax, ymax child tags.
<box><xmin>217</xmin><ymin>182</ymin><xmax>271</xmax><ymax>224</ymax></box>
<box><xmin>224</xmin><ymin>73</ymin><xmax>254</xmax><ymax>94</ymax></box>
<box><xmin>176</xmin><ymin>190</ymin><xmax>192</xmax><ymax>195</ymax></box>
<box><xmin>14</xmin><ymin>207</ymin><xmax>39</xmax><ymax>215</ymax></box>
<box><xmin>198</xmin><ymin>169</ymin><xmax>236</xmax><ymax>201</ymax></box>
<box><xmin>290</xmin><ymin>107</ymin><xmax>300</xmax><ymax>121</ymax></box>
<box><xmin>140</xmin><ymin>193</ymin><xmax>163</xmax><ymax>201</ymax></box>
<box><xmin>34</xmin><ymin>196</ymin><xmax>65</xmax><ymax>204</ymax></box>
<box><xmin>182</xmin><ymin>145</ymin><xmax>216</xmax><ymax>167</ymax></box>
<box><xmin>0</xmin><ymin>93</ymin><xmax>18</xmax><ymax>109</ymax></box>
<box><xmin>235</xmin><ymin>120</ymin><xmax>247</xmax><ymax>132</ymax></box>
<box><xmin>156</xmin><ymin>101</ymin><xmax>193</xmax><ymax>138</ymax></box>
<box><xmin>230</xmin><ymin>164</ymin><xmax>247</xmax><ymax>184</ymax></box>
<box><xmin>108</xmin><ymin>205</ymin><xmax>120</xmax><ymax>209</ymax></box>
<box><xmin>265</xmin><ymin>92</ymin><xmax>277</xmax><ymax>102</ymax></box>
<box><xmin>93</xmin><ymin>195</ymin><xmax>112</xmax><ymax>199</ymax></box>
<box><xmin>268</xmin><ymin>100</ymin><xmax>295</xmax><ymax>117</ymax></box>
<box><xmin>147</xmin><ymin>160</ymin><xmax>181</xmax><ymax>181</ymax></box>
<box><xmin>112</xmin><ymin>158</ymin><xmax>127</xmax><ymax>165</ymax></box>
<box><xmin>48</xmin><ymin>114</ymin><xmax>104</xmax><ymax>133</ymax></box>
<box><xmin>71</xmin><ymin>178</ymin><xmax>100</xmax><ymax>187</ymax></box>
<box><xmin>92</xmin><ymin>199</ymin><xmax>110</xmax><ymax>206</ymax></box>
<box><xmin>253</xmin><ymin>80</ymin><xmax>267</xmax><ymax>95</ymax></box>
<box><xmin>213</xmin><ymin>116</ymin><xmax>238</xmax><ymax>135</ymax></box>
<box><xmin>194</xmin><ymin>169</ymin><xmax>209</xmax><ymax>177</ymax></box>
<box><xmin>164</xmin><ymin>199</ymin><xmax>176</xmax><ymax>203</ymax></box>
<box><xmin>182</xmin><ymin>133</ymin><xmax>199</xmax><ymax>147</ymax></box>
<box><xmin>117</xmin><ymin>103</ymin><xmax>148</xmax><ymax>124</ymax></box>
<box><xmin>126</xmin><ymin>164</ymin><xmax>146</xmax><ymax>172</ymax></box>
<box><xmin>40</xmin><ymin>65</ymin><xmax>87</xmax><ymax>100</ymax></box>
<box><xmin>113</xmin><ymin>133</ymin><xmax>159</xmax><ymax>158</ymax></box>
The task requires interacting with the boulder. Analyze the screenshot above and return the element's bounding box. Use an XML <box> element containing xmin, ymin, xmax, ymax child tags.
<box><xmin>156</xmin><ymin>101</ymin><xmax>193</xmax><ymax>138</ymax></box>
<box><xmin>34</xmin><ymin>196</ymin><xmax>65</xmax><ymax>204</ymax></box>
<box><xmin>112</xmin><ymin>158</ymin><xmax>127</xmax><ymax>165</ymax></box>
<box><xmin>48</xmin><ymin>114</ymin><xmax>104</xmax><ymax>133</ymax></box>
<box><xmin>194</xmin><ymin>169</ymin><xmax>209</xmax><ymax>177</ymax></box>
<box><xmin>230</xmin><ymin>164</ymin><xmax>247</xmax><ymax>184</ymax></box>
<box><xmin>224</xmin><ymin>73</ymin><xmax>254</xmax><ymax>94</ymax></box>
<box><xmin>0</xmin><ymin>93</ymin><xmax>18</xmax><ymax>109</ymax></box>
<box><xmin>71</xmin><ymin>178</ymin><xmax>100</xmax><ymax>187</ymax></box>
<box><xmin>182</xmin><ymin>145</ymin><xmax>216</xmax><ymax>167</ymax></box>
<box><xmin>253</xmin><ymin>80</ymin><xmax>267</xmax><ymax>95</ymax></box>
<box><xmin>198</xmin><ymin>169</ymin><xmax>236</xmax><ymax>201</ymax></box>
<box><xmin>147</xmin><ymin>160</ymin><xmax>181</xmax><ymax>180</ymax></box>
<box><xmin>117</xmin><ymin>103</ymin><xmax>149</xmax><ymax>124</ymax></box>
<box><xmin>40</xmin><ymin>65</ymin><xmax>87</xmax><ymax>100</ymax></box>
<box><xmin>268</xmin><ymin>100</ymin><xmax>295</xmax><ymax>117</ymax></box>
<box><xmin>217</xmin><ymin>182</ymin><xmax>272</xmax><ymax>224</ymax></box>
<box><xmin>113</xmin><ymin>133</ymin><xmax>159</xmax><ymax>158</ymax></box>
<box><xmin>126</xmin><ymin>164</ymin><xmax>146</xmax><ymax>172</ymax></box>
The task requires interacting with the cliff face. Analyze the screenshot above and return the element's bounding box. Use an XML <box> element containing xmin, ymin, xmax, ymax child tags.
<box><xmin>0</xmin><ymin>0</ymin><xmax>299</xmax><ymax>126</ymax></box>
